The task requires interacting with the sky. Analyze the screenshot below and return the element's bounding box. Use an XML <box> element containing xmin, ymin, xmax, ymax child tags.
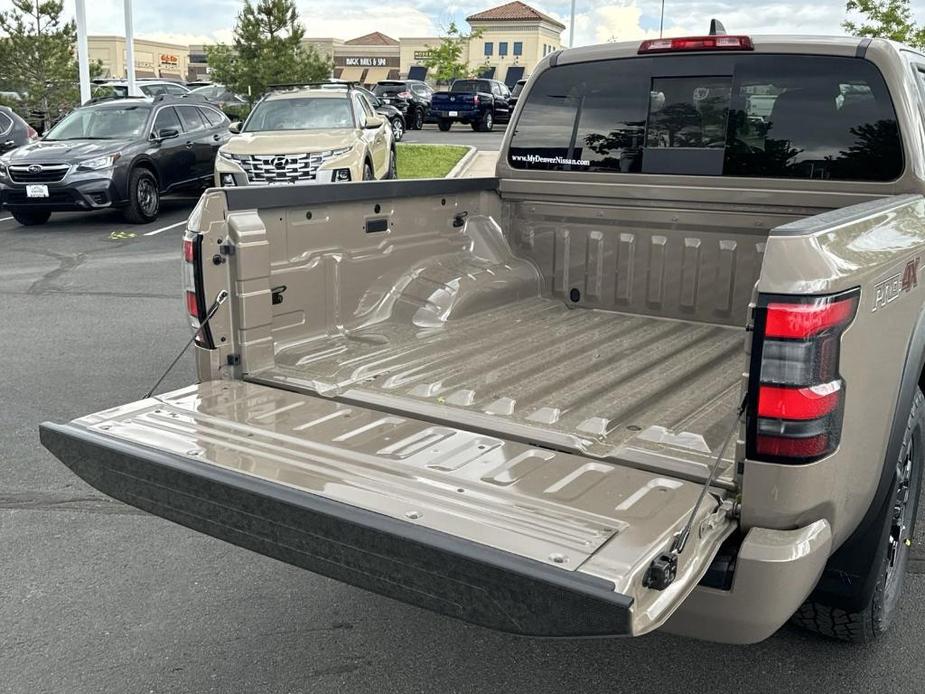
<box><xmin>3</xmin><ymin>0</ymin><xmax>924</xmax><ymax>48</ymax></box>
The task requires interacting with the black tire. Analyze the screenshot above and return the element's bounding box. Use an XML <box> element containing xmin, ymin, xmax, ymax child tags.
<box><xmin>122</xmin><ymin>167</ymin><xmax>159</xmax><ymax>224</ymax></box>
<box><xmin>11</xmin><ymin>208</ymin><xmax>51</xmax><ymax>226</ymax></box>
<box><xmin>412</xmin><ymin>109</ymin><xmax>424</xmax><ymax>130</ymax></box>
<box><xmin>386</xmin><ymin>149</ymin><xmax>397</xmax><ymax>180</ymax></box>
<box><xmin>390</xmin><ymin>117</ymin><xmax>404</xmax><ymax>142</ymax></box>
<box><xmin>362</xmin><ymin>161</ymin><xmax>373</xmax><ymax>181</ymax></box>
<box><xmin>437</xmin><ymin>119</ymin><xmax>452</xmax><ymax>132</ymax></box>
<box><xmin>479</xmin><ymin>110</ymin><xmax>494</xmax><ymax>132</ymax></box>
<box><xmin>792</xmin><ymin>388</ymin><xmax>924</xmax><ymax>642</ymax></box>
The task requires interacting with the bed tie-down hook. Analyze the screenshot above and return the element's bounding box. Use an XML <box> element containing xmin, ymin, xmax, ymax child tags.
<box><xmin>643</xmin><ymin>395</ymin><xmax>747</xmax><ymax>591</ymax></box>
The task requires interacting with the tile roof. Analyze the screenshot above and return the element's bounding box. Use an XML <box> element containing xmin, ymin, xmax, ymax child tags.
<box><xmin>345</xmin><ymin>32</ymin><xmax>399</xmax><ymax>46</ymax></box>
<box><xmin>466</xmin><ymin>1</ymin><xmax>565</xmax><ymax>30</ymax></box>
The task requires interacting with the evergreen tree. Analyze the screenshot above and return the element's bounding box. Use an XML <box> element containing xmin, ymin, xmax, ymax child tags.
<box><xmin>207</xmin><ymin>0</ymin><xmax>332</xmax><ymax>103</ymax></box>
<box><xmin>0</xmin><ymin>0</ymin><xmax>98</xmax><ymax>129</ymax></box>
<box><xmin>843</xmin><ymin>0</ymin><xmax>925</xmax><ymax>48</ymax></box>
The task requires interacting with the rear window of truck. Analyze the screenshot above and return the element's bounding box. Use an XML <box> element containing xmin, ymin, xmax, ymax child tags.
<box><xmin>452</xmin><ymin>80</ymin><xmax>489</xmax><ymax>93</ymax></box>
<box><xmin>509</xmin><ymin>54</ymin><xmax>902</xmax><ymax>181</ymax></box>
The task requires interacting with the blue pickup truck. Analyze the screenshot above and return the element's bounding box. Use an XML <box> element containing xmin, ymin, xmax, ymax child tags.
<box><xmin>431</xmin><ymin>78</ymin><xmax>513</xmax><ymax>132</ymax></box>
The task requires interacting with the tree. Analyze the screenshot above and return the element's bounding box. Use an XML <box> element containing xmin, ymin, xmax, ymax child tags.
<box><xmin>0</xmin><ymin>0</ymin><xmax>99</xmax><ymax>129</ymax></box>
<box><xmin>422</xmin><ymin>23</ymin><xmax>485</xmax><ymax>85</ymax></box>
<box><xmin>843</xmin><ymin>0</ymin><xmax>925</xmax><ymax>48</ymax></box>
<box><xmin>207</xmin><ymin>0</ymin><xmax>332</xmax><ymax>103</ymax></box>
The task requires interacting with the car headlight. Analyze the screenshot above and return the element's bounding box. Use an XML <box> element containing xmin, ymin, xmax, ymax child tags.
<box><xmin>0</xmin><ymin>159</ymin><xmax>8</xmax><ymax>179</ymax></box>
<box><xmin>78</xmin><ymin>154</ymin><xmax>120</xmax><ymax>171</ymax></box>
<box><xmin>322</xmin><ymin>146</ymin><xmax>353</xmax><ymax>158</ymax></box>
<box><xmin>218</xmin><ymin>150</ymin><xmax>234</xmax><ymax>161</ymax></box>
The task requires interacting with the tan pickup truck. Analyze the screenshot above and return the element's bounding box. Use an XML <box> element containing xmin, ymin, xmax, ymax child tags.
<box><xmin>41</xmin><ymin>34</ymin><xmax>925</xmax><ymax>644</ymax></box>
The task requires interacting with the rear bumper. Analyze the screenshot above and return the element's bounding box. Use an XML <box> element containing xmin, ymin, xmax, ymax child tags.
<box><xmin>39</xmin><ymin>421</ymin><xmax>635</xmax><ymax>637</ymax></box>
<box><xmin>662</xmin><ymin>520</ymin><xmax>833</xmax><ymax>644</ymax></box>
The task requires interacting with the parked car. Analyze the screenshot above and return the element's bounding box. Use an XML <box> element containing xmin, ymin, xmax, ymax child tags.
<box><xmin>0</xmin><ymin>105</ymin><xmax>38</xmax><ymax>154</ymax></box>
<box><xmin>41</xmin><ymin>33</ymin><xmax>925</xmax><ymax>646</ymax></box>
<box><xmin>215</xmin><ymin>82</ymin><xmax>395</xmax><ymax>187</ymax></box>
<box><xmin>431</xmin><ymin>78</ymin><xmax>512</xmax><ymax>132</ymax></box>
<box><xmin>372</xmin><ymin>80</ymin><xmax>432</xmax><ymax>130</ymax></box>
<box><xmin>0</xmin><ymin>96</ymin><xmax>230</xmax><ymax>225</ymax></box>
<box><xmin>93</xmin><ymin>80</ymin><xmax>191</xmax><ymax>100</ymax></box>
<box><xmin>322</xmin><ymin>84</ymin><xmax>405</xmax><ymax>141</ymax></box>
<box><xmin>508</xmin><ymin>79</ymin><xmax>527</xmax><ymax>110</ymax></box>
<box><xmin>189</xmin><ymin>84</ymin><xmax>248</xmax><ymax>114</ymax></box>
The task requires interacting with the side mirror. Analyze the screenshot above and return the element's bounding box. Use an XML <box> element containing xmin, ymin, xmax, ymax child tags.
<box><xmin>363</xmin><ymin>114</ymin><xmax>385</xmax><ymax>129</ymax></box>
<box><xmin>228</xmin><ymin>121</ymin><xmax>242</xmax><ymax>134</ymax></box>
<box><xmin>156</xmin><ymin>128</ymin><xmax>179</xmax><ymax>141</ymax></box>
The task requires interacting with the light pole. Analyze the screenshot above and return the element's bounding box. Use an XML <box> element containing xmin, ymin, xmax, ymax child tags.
<box><xmin>659</xmin><ymin>0</ymin><xmax>666</xmax><ymax>38</ymax></box>
<box><xmin>124</xmin><ymin>0</ymin><xmax>137</xmax><ymax>95</ymax></box>
<box><xmin>75</xmin><ymin>0</ymin><xmax>91</xmax><ymax>104</ymax></box>
<box><xmin>569</xmin><ymin>0</ymin><xmax>575</xmax><ymax>47</ymax></box>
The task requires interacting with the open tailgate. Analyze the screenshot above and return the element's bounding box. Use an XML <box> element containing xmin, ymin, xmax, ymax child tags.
<box><xmin>39</xmin><ymin>381</ymin><xmax>734</xmax><ymax>637</ymax></box>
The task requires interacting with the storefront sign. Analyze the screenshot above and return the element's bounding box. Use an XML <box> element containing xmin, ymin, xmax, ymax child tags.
<box><xmin>413</xmin><ymin>50</ymin><xmax>435</xmax><ymax>61</ymax></box>
<box><xmin>344</xmin><ymin>56</ymin><xmax>388</xmax><ymax>67</ymax></box>
<box><xmin>159</xmin><ymin>54</ymin><xmax>179</xmax><ymax>67</ymax></box>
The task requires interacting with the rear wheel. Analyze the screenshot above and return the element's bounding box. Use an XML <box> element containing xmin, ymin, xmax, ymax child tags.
<box><xmin>479</xmin><ymin>110</ymin><xmax>494</xmax><ymax>132</ymax></box>
<box><xmin>437</xmin><ymin>119</ymin><xmax>452</xmax><ymax>132</ymax></box>
<box><xmin>390</xmin><ymin>117</ymin><xmax>404</xmax><ymax>142</ymax></box>
<box><xmin>792</xmin><ymin>388</ymin><xmax>924</xmax><ymax>642</ymax></box>
<box><xmin>122</xmin><ymin>168</ymin><xmax>159</xmax><ymax>224</ymax></box>
<box><xmin>11</xmin><ymin>208</ymin><xmax>51</xmax><ymax>226</ymax></box>
<box><xmin>412</xmin><ymin>109</ymin><xmax>424</xmax><ymax>130</ymax></box>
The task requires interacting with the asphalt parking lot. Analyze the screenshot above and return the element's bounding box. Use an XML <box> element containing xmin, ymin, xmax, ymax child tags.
<box><xmin>2</xmin><ymin>194</ymin><xmax>925</xmax><ymax>694</ymax></box>
<box><xmin>402</xmin><ymin>123</ymin><xmax>505</xmax><ymax>149</ymax></box>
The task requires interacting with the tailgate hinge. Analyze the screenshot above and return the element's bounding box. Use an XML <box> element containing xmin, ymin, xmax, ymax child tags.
<box><xmin>219</xmin><ymin>241</ymin><xmax>236</xmax><ymax>256</ymax></box>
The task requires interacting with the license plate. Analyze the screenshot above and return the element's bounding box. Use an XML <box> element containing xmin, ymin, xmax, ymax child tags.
<box><xmin>448</xmin><ymin>111</ymin><xmax>458</xmax><ymax>117</ymax></box>
<box><xmin>26</xmin><ymin>184</ymin><xmax>49</xmax><ymax>198</ymax></box>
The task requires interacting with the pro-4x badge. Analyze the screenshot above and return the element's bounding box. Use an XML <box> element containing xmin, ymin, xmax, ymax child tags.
<box><xmin>873</xmin><ymin>257</ymin><xmax>920</xmax><ymax>312</ymax></box>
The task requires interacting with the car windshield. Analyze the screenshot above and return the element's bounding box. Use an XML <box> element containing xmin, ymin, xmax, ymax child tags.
<box><xmin>245</xmin><ymin>97</ymin><xmax>353</xmax><ymax>131</ymax></box>
<box><xmin>45</xmin><ymin>105</ymin><xmax>151</xmax><ymax>140</ymax></box>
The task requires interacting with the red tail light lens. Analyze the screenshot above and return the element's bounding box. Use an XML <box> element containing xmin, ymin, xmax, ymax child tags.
<box><xmin>183</xmin><ymin>238</ymin><xmax>195</xmax><ymax>263</ymax></box>
<box><xmin>26</xmin><ymin>125</ymin><xmax>38</xmax><ymax>141</ymax></box>
<box><xmin>748</xmin><ymin>290</ymin><xmax>858</xmax><ymax>464</ymax></box>
<box><xmin>638</xmin><ymin>35</ymin><xmax>753</xmax><ymax>54</ymax></box>
<box><xmin>186</xmin><ymin>290</ymin><xmax>200</xmax><ymax>318</ymax></box>
<box><xmin>473</xmin><ymin>95</ymin><xmax>480</xmax><ymax>105</ymax></box>
<box><xmin>397</xmin><ymin>91</ymin><xmax>411</xmax><ymax>99</ymax></box>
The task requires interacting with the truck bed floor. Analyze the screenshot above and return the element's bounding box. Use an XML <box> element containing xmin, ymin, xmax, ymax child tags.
<box><xmin>252</xmin><ymin>298</ymin><xmax>745</xmax><ymax>482</ymax></box>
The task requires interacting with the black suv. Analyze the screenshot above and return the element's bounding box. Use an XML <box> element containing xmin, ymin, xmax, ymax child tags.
<box><xmin>0</xmin><ymin>96</ymin><xmax>230</xmax><ymax>226</ymax></box>
<box><xmin>372</xmin><ymin>80</ymin><xmax>432</xmax><ymax>130</ymax></box>
<box><xmin>0</xmin><ymin>106</ymin><xmax>38</xmax><ymax>154</ymax></box>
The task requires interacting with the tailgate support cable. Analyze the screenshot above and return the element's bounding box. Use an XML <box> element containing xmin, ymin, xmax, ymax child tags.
<box><xmin>643</xmin><ymin>396</ymin><xmax>747</xmax><ymax>591</ymax></box>
<box><xmin>143</xmin><ymin>290</ymin><xmax>229</xmax><ymax>399</ymax></box>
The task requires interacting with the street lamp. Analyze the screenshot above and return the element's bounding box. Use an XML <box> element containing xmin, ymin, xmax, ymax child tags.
<box><xmin>569</xmin><ymin>0</ymin><xmax>575</xmax><ymax>47</ymax></box>
<box><xmin>75</xmin><ymin>0</ymin><xmax>90</xmax><ymax>103</ymax></box>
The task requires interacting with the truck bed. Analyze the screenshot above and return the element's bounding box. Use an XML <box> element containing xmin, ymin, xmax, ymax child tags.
<box><xmin>251</xmin><ymin>296</ymin><xmax>745</xmax><ymax>484</ymax></box>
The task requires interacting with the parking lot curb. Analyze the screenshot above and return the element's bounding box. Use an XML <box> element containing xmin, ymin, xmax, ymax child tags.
<box><xmin>447</xmin><ymin>145</ymin><xmax>478</xmax><ymax>178</ymax></box>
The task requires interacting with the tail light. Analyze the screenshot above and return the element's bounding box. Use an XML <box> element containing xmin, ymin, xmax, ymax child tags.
<box><xmin>638</xmin><ymin>35</ymin><xmax>753</xmax><ymax>54</ymax></box>
<box><xmin>747</xmin><ymin>290</ymin><xmax>859</xmax><ymax>464</ymax></box>
<box><xmin>182</xmin><ymin>232</ymin><xmax>215</xmax><ymax>349</ymax></box>
<box><xmin>397</xmin><ymin>91</ymin><xmax>411</xmax><ymax>99</ymax></box>
<box><xmin>473</xmin><ymin>94</ymin><xmax>480</xmax><ymax>105</ymax></box>
<box><xmin>26</xmin><ymin>125</ymin><xmax>38</xmax><ymax>142</ymax></box>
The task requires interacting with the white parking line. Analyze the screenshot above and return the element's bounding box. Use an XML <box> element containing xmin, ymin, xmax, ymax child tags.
<box><xmin>143</xmin><ymin>220</ymin><xmax>188</xmax><ymax>236</ymax></box>
<box><xmin>0</xmin><ymin>216</ymin><xmax>13</xmax><ymax>223</ymax></box>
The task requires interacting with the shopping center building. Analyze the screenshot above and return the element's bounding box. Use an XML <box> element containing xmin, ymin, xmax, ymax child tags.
<box><xmin>88</xmin><ymin>1</ymin><xmax>564</xmax><ymax>87</ymax></box>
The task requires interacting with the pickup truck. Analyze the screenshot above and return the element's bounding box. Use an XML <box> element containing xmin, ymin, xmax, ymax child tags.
<box><xmin>40</xmin><ymin>34</ymin><xmax>925</xmax><ymax>644</ymax></box>
<box><xmin>431</xmin><ymin>78</ymin><xmax>512</xmax><ymax>132</ymax></box>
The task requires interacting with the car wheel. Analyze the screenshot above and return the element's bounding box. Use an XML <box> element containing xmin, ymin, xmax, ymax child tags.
<box><xmin>122</xmin><ymin>168</ymin><xmax>160</xmax><ymax>224</ymax></box>
<box><xmin>480</xmin><ymin>111</ymin><xmax>494</xmax><ymax>132</ymax></box>
<box><xmin>11</xmin><ymin>208</ymin><xmax>51</xmax><ymax>226</ymax></box>
<box><xmin>363</xmin><ymin>161</ymin><xmax>373</xmax><ymax>181</ymax></box>
<box><xmin>390</xmin><ymin>117</ymin><xmax>404</xmax><ymax>142</ymax></box>
<box><xmin>412</xmin><ymin>109</ymin><xmax>424</xmax><ymax>130</ymax></box>
<box><xmin>437</xmin><ymin>119</ymin><xmax>452</xmax><ymax>132</ymax></box>
<box><xmin>791</xmin><ymin>388</ymin><xmax>924</xmax><ymax>642</ymax></box>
